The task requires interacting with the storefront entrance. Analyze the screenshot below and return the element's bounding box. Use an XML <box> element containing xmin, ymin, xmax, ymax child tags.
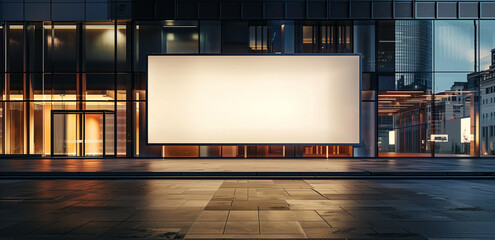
<box><xmin>51</xmin><ymin>110</ymin><xmax>115</xmax><ymax>157</ymax></box>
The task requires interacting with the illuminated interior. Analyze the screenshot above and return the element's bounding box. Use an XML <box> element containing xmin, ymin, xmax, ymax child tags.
<box><xmin>1</xmin><ymin>18</ymin><xmax>491</xmax><ymax>158</ymax></box>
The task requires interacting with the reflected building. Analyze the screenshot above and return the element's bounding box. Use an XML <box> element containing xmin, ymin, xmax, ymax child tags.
<box><xmin>395</xmin><ymin>21</ymin><xmax>433</xmax><ymax>90</ymax></box>
<box><xmin>479</xmin><ymin>49</ymin><xmax>495</xmax><ymax>155</ymax></box>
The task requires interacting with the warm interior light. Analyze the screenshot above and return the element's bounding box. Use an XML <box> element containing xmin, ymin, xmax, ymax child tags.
<box><xmin>85</xmin><ymin>25</ymin><xmax>126</xmax><ymax>30</ymax></box>
<box><xmin>9</xmin><ymin>25</ymin><xmax>24</xmax><ymax>30</ymax></box>
<box><xmin>43</xmin><ymin>25</ymin><xmax>77</xmax><ymax>30</ymax></box>
<box><xmin>378</xmin><ymin>94</ymin><xmax>412</xmax><ymax>97</ymax></box>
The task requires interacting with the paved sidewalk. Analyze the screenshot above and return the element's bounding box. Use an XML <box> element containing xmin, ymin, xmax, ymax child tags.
<box><xmin>1</xmin><ymin>179</ymin><xmax>495</xmax><ymax>239</ymax></box>
<box><xmin>0</xmin><ymin>158</ymin><xmax>494</xmax><ymax>178</ymax></box>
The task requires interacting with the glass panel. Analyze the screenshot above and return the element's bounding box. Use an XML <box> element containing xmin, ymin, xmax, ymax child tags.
<box><xmin>479</xmin><ymin>21</ymin><xmax>495</xmax><ymax>70</ymax></box>
<box><xmin>135</xmin><ymin>21</ymin><xmax>198</xmax><ymax>71</ymax></box>
<box><xmin>43</xmin><ymin>103</ymin><xmax>51</xmax><ymax>156</ymax></box>
<box><xmin>255</xmin><ymin>146</ymin><xmax>284</xmax><ymax>157</ymax></box>
<box><xmin>50</xmin><ymin>73</ymin><xmax>78</xmax><ymax>100</ymax></box>
<box><xmin>53</xmin><ymin>113</ymin><xmax>82</xmax><ymax>156</ymax></box>
<box><xmin>85</xmin><ymin>101</ymin><xmax>114</xmax><ymax>111</ymax></box>
<box><xmin>105</xmin><ymin>113</ymin><xmax>115</xmax><ymax>156</ymax></box>
<box><xmin>84</xmin><ymin>24</ymin><xmax>115</xmax><ymax>72</ymax></box>
<box><xmin>268</xmin><ymin>20</ymin><xmax>294</xmax><ymax>54</ymax></box>
<box><xmin>117</xmin><ymin>74</ymin><xmax>131</xmax><ymax>100</ymax></box>
<box><xmin>378</xmin><ymin>91</ymin><xmax>432</xmax><ymax>157</ymax></box>
<box><xmin>199</xmin><ymin>21</ymin><xmax>221</xmax><ymax>54</ymax></box>
<box><xmin>354</xmin><ymin>21</ymin><xmax>375</xmax><ymax>72</ymax></box>
<box><xmin>302</xmin><ymin>25</ymin><xmax>313</xmax><ymax>53</ymax></box>
<box><xmin>7</xmin><ymin>24</ymin><xmax>24</xmax><ymax>73</ymax></box>
<box><xmin>376</xmin><ymin>21</ymin><xmax>395</xmax><ymax>72</ymax></box>
<box><xmin>5</xmin><ymin>102</ymin><xmax>25</xmax><ymax>154</ymax></box>
<box><xmin>135</xmin><ymin>22</ymin><xmax>162</xmax><ymax>71</ymax></box>
<box><xmin>222</xmin><ymin>146</ymin><xmax>244</xmax><ymax>158</ymax></box>
<box><xmin>116</xmin><ymin>101</ymin><xmax>127</xmax><ymax>157</ymax></box>
<box><xmin>7</xmin><ymin>73</ymin><xmax>24</xmax><ymax>100</ymax></box>
<box><xmin>0</xmin><ymin>24</ymin><xmax>4</xmax><ymax>73</ymax></box>
<box><xmin>199</xmin><ymin>146</ymin><xmax>221</xmax><ymax>157</ymax></box>
<box><xmin>301</xmin><ymin>22</ymin><xmax>352</xmax><ymax>53</ymax></box>
<box><xmin>0</xmin><ymin>74</ymin><xmax>4</xmax><ymax>101</ymax></box>
<box><xmin>434</xmin><ymin>73</ymin><xmax>478</xmax><ymax>156</ymax></box>
<box><xmin>434</xmin><ymin>20</ymin><xmax>475</xmax><ymax>72</ymax></box>
<box><xmin>0</xmin><ymin>103</ymin><xmax>3</xmax><ymax>154</ymax></box>
<box><xmin>29</xmin><ymin>102</ymin><xmax>44</xmax><ymax>155</ymax></box>
<box><xmin>85</xmin><ymin>113</ymin><xmax>103</xmax><ymax>156</ymax></box>
<box><xmin>134</xmin><ymin>73</ymin><xmax>146</xmax><ymax>100</ymax></box>
<box><xmin>85</xmin><ymin>74</ymin><xmax>115</xmax><ymax>101</ymax></box>
<box><xmin>137</xmin><ymin>101</ymin><xmax>161</xmax><ymax>157</ymax></box>
<box><xmin>162</xmin><ymin>20</ymin><xmax>198</xmax><ymax>54</ymax></box>
<box><xmin>25</xmin><ymin>23</ymin><xmax>43</xmax><ymax>73</ymax></box>
<box><xmin>354</xmin><ymin>101</ymin><xmax>377</xmax><ymax>157</ymax></box>
<box><xmin>395</xmin><ymin>21</ymin><xmax>433</xmax><ymax>75</ymax></box>
<box><xmin>376</xmin><ymin>21</ymin><xmax>434</xmax><ymax>74</ymax></box>
<box><xmin>44</xmin><ymin>24</ymin><xmax>78</xmax><ymax>73</ymax></box>
<box><xmin>395</xmin><ymin>73</ymin><xmax>433</xmax><ymax>91</ymax></box>
<box><xmin>164</xmin><ymin>146</ymin><xmax>199</xmax><ymax>157</ymax></box>
<box><xmin>117</xmin><ymin>24</ymin><xmax>129</xmax><ymax>72</ymax></box>
<box><xmin>31</xmin><ymin>73</ymin><xmax>49</xmax><ymax>100</ymax></box>
<box><xmin>221</xmin><ymin>21</ymin><xmax>249</xmax><ymax>53</ymax></box>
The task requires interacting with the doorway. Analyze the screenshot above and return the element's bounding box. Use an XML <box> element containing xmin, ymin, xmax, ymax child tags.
<box><xmin>51</xmin><ymin>110</ymin><xmax>115</xmax><ymax>157</ymax></box>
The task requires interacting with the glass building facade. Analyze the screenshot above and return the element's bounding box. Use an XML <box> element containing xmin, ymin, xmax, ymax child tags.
<box><xmin>1</xmin><ymin>0</ymin><xmax>495</xmax><ymax>158</ymax></box>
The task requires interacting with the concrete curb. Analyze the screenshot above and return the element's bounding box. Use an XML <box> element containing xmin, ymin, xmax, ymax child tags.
<box><xmin>0</xmin><ymin>171</ymin><xmax>494</xmax><ymax>179</ymax></box>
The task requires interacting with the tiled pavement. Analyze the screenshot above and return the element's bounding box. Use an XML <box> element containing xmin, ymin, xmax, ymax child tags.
<box><xmin>0</xmin><ymin>179</ymin><xmax>495</xmax><ymax>239</ymax></box>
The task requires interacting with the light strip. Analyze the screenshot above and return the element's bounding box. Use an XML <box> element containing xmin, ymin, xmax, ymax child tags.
<box><xmin>85</xmin><ymin>25</ymin><xmax>126</xmax><ymax>30</ymax></box>
<box><xmin>9</xmin><ymin>25</ymin><xmax>23</xmax><ymax>29</ymax></box>
<box><xmin>385</xmin><ymin>91</ymin><xmax>425</xmax><ymax>94</ymax></box>
<box><xmin>44</xmin><ymin>25</ymin><xmax>77</xmax><ymax>30</ymax></box>
<box><xmin>162</xmin><ymin>25</ymin><xmax>197</xmax><ymax>28</ymax></box>
<box><xmin>378</xmin><ymin>94</ymin><xmax>412</xmax><ymax>97</ymax></box>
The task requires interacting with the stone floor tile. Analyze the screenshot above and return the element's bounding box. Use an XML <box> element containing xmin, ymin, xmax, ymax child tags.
<box><xmin>298</xmin><ymin>221</ymin><xmax>331</xmax><ymax>228</ymax></box>
<box><xmin>260</xmin><ymin>221</ymin><xmax>304</xmax><ymax>234</ymax></box>
<box><xmin>228</xmin><ymin>210</ymin><xmax>259</xmax><ymax>221</ymax></box>
<box><xmin>188</xmin><ymin>221</ymin><xmax>226</xmax><ymax>234</ymax></box>
<box><xmin>196</xmin><ymin>210</ymin><xmax>229</xmax><ymax>221</ymax></box>
<box><xmin>224</xmin><ymin>221</ymin><xmax>259</xmax><ymax>234</ymax></box>
<box><xmin>259</xmin><ymin>210</ymin><xmax>323</xmax><ymax>221</ymax></box>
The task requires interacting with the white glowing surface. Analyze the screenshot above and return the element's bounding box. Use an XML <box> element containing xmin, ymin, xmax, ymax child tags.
<box><xmin>148</xmin><ymin>55</ymin><xmax>360</xmax><ymax>144</ymax></box>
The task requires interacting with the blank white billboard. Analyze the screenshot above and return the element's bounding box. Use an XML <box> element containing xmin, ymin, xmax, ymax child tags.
<box><xmin>147</xmin><ymin>55</ymin><xmax>360</xmax><ymax>144</ymax></box>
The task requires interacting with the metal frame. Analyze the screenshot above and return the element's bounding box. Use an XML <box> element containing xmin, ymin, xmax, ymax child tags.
<box><xmin>145</xmin><ymin>53</ymin><xmax>362</xmax><ymax>147</ymax></box>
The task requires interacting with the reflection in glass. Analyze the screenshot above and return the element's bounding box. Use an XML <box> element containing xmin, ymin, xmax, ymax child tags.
<box><xmin>162</xmin><ymin>21</ymin><xmax>198</xmax><ymax>54</ymax></box>
<box><xmin>44</xmin><ymin>24</ymin><xmax>77</xmax><ymax>72</ymax></box>
<box><xmin>354</xmin><ymin>21</ymin><xmax>375</xmax><ymax>72</ymax></box>
<box><xmin>249</xmin><ymin>25</ymin><xmax>268</xmax><ymax>52</ymax></box>
<box><xmin>478</xmin><ymin>51</ymin><xmax>495</xmax><ymax>156</ymax></box>
<box><xmin>302</xmin><ymin>22</ymin><xmax>352</xmax><ymax>53</ymax></box>
<box><xmin>433</xmin><ymin>91</ymin><xmax>477</xmax><ymax>156</ymax></box>
<box><xmin>435</xmin><ymin>20</ymin><xmax>475</xmax><ymax>72</ymax></box>
<box><xmin>84</xmin><ymin>24</ymin><xmax>117</xmax><ymax>72</ymax></box>
<box><xmin>200</xmin><ymin>21</ymin><xmax>221</xmax><ymax>53</ymax></box>
<box><xmin>7</xmin><ymin>24</ymin><xmax>24</xmax><ymax>72</ymax></box>
<box><xmin>378</xmin><ymin>91</ymin><xmax>431</xmax><ymax>157</ymax></box>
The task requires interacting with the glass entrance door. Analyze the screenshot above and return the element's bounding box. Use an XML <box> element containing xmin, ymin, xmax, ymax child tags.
<box><xmin>52</xmin><ymin>112</ymin><xmax>83</xmax><ymax>156</ymax></box>
<box><xmin>51</xmin><ymin>110</ymin><xmax>115</xmax><ymax>157</ymax></box>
